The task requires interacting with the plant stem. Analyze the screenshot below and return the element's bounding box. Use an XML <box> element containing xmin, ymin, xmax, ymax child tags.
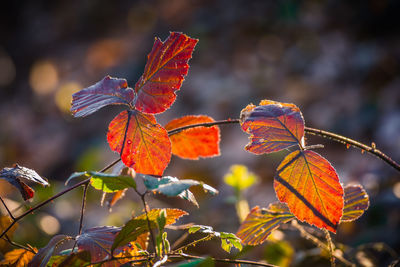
<box><xmin>140</xmin><ymin>193</ymin><xmax>157</xmax><ymax>256</ymax></box>
<box><xmin>169</xmin><ymin>252</ymin><xmax>278</xmax><ymax>267</ymax></box>
<box><xmin>0</xmin><ymin>158</ymin><xmax>120</xmax><ymax>240</ymax></box>
<box><xmin>0</xmin><ymin>196</ymin><xmax>14</xmax><ymax>220</ymax></box>
<box><xmin>78</xmin><ymin>184</ymin><xmax>89</xmax><ymax>235</ymax></box>
<box><xmin>172</xmin><ymin>234</ymin><xmax>212</xmax><ymax>253</ymax></box>
<box><xmin>323</xmin><ymin>228</ymin><xmax>336</xmax><ymax>267</ymax></box>
<box><xmin>2</xmin><ymin>234</ymin><xmax>36</xmax><ymax>253</ymax></box>
<box><xmin>167</xmin><ymin>119</ymin><xmax>400</xmax><ymax>172</ymax></box>
<box><xmin>291</xmin><ymin>221</ymin><xmax>354</xmax><ymax>266</ymax></box>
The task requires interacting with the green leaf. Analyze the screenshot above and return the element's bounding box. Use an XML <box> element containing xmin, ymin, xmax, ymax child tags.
<box><xmin>174</xmin><ymin>257</ymin><xmax>214</xmax><ymax>267</ymax></box>
<box><xmin>65</xmin><ymin>172</ymin><xmax>88</xmax><ymax>185</ymax></box>
<box><xmin>47</xmin><ymin>251</ymin><xmax>91</xmax><ymax>267</ymax></box>
<box><xmin>142</xmin><ymin>175</ymin><xmax>218</xmax><ymax>205</ymax></box>
<box><xmin>157</xmin><ymin>209</ymin><xmax>167</xmax><ymax>232</ymax></box>
<box><xmin>187</xmin><ymin>225</ymin><xmax>242</xmax><ymax>253</ymax></box>
<box><xmin>89</xmin><ymin>172</ymin><xmax>136</xmax><ymax>193</ymax></box>
<box><xmin>224</xmin><ymin>164</ymin><xmax>258</xmax><ymax>192</ymax></box>
<box><xmin>111</xmin><ymin>219</ymin><xmax>151</xmax><ymax>252</ymax></box>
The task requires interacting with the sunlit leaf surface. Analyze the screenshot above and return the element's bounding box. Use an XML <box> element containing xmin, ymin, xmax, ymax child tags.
<box><xmin>134</xmin><ymin>32</ymin><xmax>198</xmax><ymax>114</ymax></box>
<box><xmin>89</xmin><ymin>173</ymin><xmax>136</xmax><ymax>193</ymax></box>
<box><xmin>165</xmin><ymin>115</ymin><xmax>220</xmax><ymax>159</ymax></box>
<box><xmin>341</xmin><ymin>184</ymin><xmax>369</xmax><ymax>222</ymax></box>
<box><xmin>236</xmin><ymin>203</ymin><xmax>294</xmax><ymax>245</ymax></box>
<box><xmin>71</xmin><ymin>76</ymin><xmax>134</xmax><ymax>117</ymax></box>
<box><xmin>240</xmin><ymin>100</ymin><xmax>304</xmax><ymax>154</ymax></box>
<box><xmin>107</xmin><ymin>110</ymin><xmax>171</xmax><ymax>175</ymax></box>
<box><xmin>0</xmin><ymin>164</ymin><xmax>49</xmax><ymax>200</ymax></box>
<box><xmin>274</xmin><ymin>150</ymin><xmax>344</xmax><ymax>232</ymax></box>
<box><xmin>0</xmin><ymin>247</ymin><xmax>37</xmax><ymax>267</ymax></box>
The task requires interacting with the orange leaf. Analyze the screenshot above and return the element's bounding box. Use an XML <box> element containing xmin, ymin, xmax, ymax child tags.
<box><xmin>136</xmin><ymin>208</ymin><xmax>188</xmax><ymax>225</ymax></box>
<box><xmin>0</xmin><ymin>216</ymin><xmax>18</xmax><ymax>251</ymax></box>
<box><xmin>240</xmin><ymin>100</ymin><xmax>304</xmax><ymax>154</ymax></box>
<box><xmin>134</xmin><ymin>32</ymin><xmax>198</xmax><ymax>114</ymax></box>
<box><xmin>340</xmin><ymin>184</ymin><xmax>369</xmax><ymax>222</ymax></box>
<box><xmin>1</xmin><ymin>247</ymin><xmax>37</xmax><ymax>267</ymax></box>
<box><xmin>274</xmin><ymin>150</ymin><xmax>344</xmax><ymax>232</ymax></box>
<box><xmin>165</xmin><ymin>115</ymin><xmax>220</xmax><ymax>159</ymax></box>
<box><xmin>236</xmin><ymin>203</ymin><xmax>294</xmax><ymax>245</ymax></box>
<box><xmin>107</xmin><ymin>110</ymin><xmax>171</xmax><ymax>175</ymax></box>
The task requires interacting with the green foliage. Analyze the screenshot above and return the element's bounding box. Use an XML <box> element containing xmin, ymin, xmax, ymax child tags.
<box><xmin>224</xmin><ymin>164</ymin><xmax>258</xmax><ymax>193</ymax></box>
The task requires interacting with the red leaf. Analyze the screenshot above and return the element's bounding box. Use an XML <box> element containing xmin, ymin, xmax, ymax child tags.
<box><xmin>71</xmin><ymin>76</ymin><xmax>134</xmax><ymax>117</ymax></box>
<box><xmin>134</xmin><ymin>32</ymin><xmax>198</xmax><ymax>114</ymax></box>
<box><xmin>340</xmin><ymin>184</ymin><xmax>369</xmax><ymax>222</ymax></box>
<box><xmin>274</xmin><ymin>150</ymin><xmax>344</xmax><ymax>232</ymax></box>
<box><xmin>240</xmin><ymin>100</ymin><xmax>305</xmax><ymax>154</ymax></box>
<box><xmin>107</xmin><ymin>110</ymin><xmax>171</xmax><ymax>175</ymax></box>
<box><xmin>165</xmin><ymin>115</ymin><xmax>220</xmax><ymax>159</ymax></box>
<box><xmin>236</xmin><ymin>203</ymin><xmax>294</xmax><ymax>245</ymax></box>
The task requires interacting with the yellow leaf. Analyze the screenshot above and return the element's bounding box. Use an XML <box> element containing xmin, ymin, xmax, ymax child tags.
<box><xmin>0</xmin><ymin>247</ymin><xmax>37</xmax><ymax>267</ymax></box>
<box><xmin>0</xmin><ymin>216</ymin><xmax>18</xmax><ymax>252</ymax></box>
<box><xmin>224</xmin><ymin>165</ymin><xmax>258</xmax><ymax>192</ymax></box>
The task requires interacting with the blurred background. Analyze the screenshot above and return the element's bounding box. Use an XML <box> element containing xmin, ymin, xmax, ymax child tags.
<box><xmin>0</xmin><ymin>0</ymin><xmax>400</xmax><ymax>265</ymax></box>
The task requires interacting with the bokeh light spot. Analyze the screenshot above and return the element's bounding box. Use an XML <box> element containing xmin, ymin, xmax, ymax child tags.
<box><xmin>29</xmin><ymin>60</ymin><xmax>59</xmax><ymax>95</ymax></box>
<box><xmin>393</xmin><ymin>182</ymin><xmax>400</xmax><ymax>199</ymax></box>
<box><xmin>39</xmin><ymin>214</ymin><xmax>60</xmax><ymax>235</ymax></box>
<box><xmin>55</xmin><ymin>82</ymin><xmax>81</xmax><ymax>113</ymax></box>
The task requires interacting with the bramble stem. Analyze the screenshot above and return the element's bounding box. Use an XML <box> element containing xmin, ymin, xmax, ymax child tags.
<box><xmin>323</xmin><ymin>228</ymin><xmax>336</xmax><ymax>267</ymax></box>
<box><xmin>78</xmin><ymin>184</ymin><xmax>89</xmax><ymax>235</ymax></box>
<box><xmin>0</xmin><ymin>196</ymin><xmax>14</xmax><ymax>220</ymax></box>
<box><xmin>167</xmin><ymin>119</ymin><xmax>400</xmax><ymax>172</ymax></box>
<box><xmin>170</xmin><ymin>252</ymin><xmax>277</xmax><ymax>266</ymax></box>
<box><xmin>172</xmin><ymin>234</ymin><xmax>212</xmax><ymax>253</ymax></box>
<box><xmin>141</xmin><ymin>193</ymin><xmax>157</xmax><ymax>256</ymax></box>
<box><xmin>0</xmin><ymin>158</ymin><xmax>120</xmax><ymax>239</ymax></box>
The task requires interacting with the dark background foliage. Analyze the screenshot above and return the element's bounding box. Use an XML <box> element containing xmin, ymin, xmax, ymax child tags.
<box><xmin>1</xmin><ymin>0</ymin><xmax>399</xmax><ymax>265</ymax></box>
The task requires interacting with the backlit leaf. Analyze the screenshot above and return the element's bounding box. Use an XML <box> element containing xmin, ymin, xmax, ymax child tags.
<box><xmin>240</xmin><ymin>100</ymin><xmax>305</xmax><ymax>154</ymax></box>
<box><xmin>0</xmin><ymin>164</ymin><xmax>49</xmax><ymax>200</ymax></box>
<box><xmin>134</xmin><ymin>32</ymin><xmax>198</xmax><ymax>114</ymax></box>
<box><xmin>0</xmin><ymin>247</ymin><xmax>37</xmax><ymax>267</ymax></box>
<box><xmin>165</xmin><ymin>115</ymin><xmax>220</xmax><ymax>159</ymax></box>
<box><xmin>236</xmin><ymin>203</ymin><xmax>294</xmax><ymax>245</ymax></box>
<box><xmin>71</xmin><ymin>76</ymin><xmax>134</xmax><ymax>117</ymax></box>
<box><xmin>107</xmin><ymin>110</ymin><xmax>171</xmax><ymax>175</ymax></box>
<box><xmin>89</xmin><ymin>173</ymin><xmax>136</xmax><ymax>193</ymax></box>
<box><xmin>0</xmin><ymin>216</ymin><xmax>18</xmax><ymax>251</ymax></box>
<box><xmin>47</xmin><ymin>251</ymin><xmax>91</xmax><ymax>267</ymax></box>
<box><xmin>142</xmin><ymin>175</ymin><xmax>217</xmax><ymax>205</ymax></box>
<box><xmin>340</xmin><ymin>184</ymin><xmax>369</xmax><ymax>222</ymax></box>
<box><xmin>112</xmin><ymin>208</ymin><xmax>187</xmax><ymax>251</ymax></box>
<box><xmin>28</xmin><ymin>235</ymin><xmax>72</xmax><ymax>267</ymax></box>
<box><xmin>274</xmin><ymin>150</ymin><xmax>344</xmax><ymax>232</ymax></box>
<box><xmin>187</xmin><ymin>225</ymin><xmax>242</xmax><ymax>253</ymax></box>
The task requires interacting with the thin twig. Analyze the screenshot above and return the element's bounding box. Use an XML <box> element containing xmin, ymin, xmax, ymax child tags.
<box><xmin>78</xmin><ymin>184</ymin><xmax>89</xmax><ymax>235</ymax></box>
<box><xmin>323</xmin><ymin>228</ymin><xmax>336</xmax><ymax>267</ymax></box>
<box><xmin>305</xmin><ymin>127</ymin><xmax>400</xmax><ymax>172</ymax></box>
<box><xmin>291</xmin><ymin>221</ymin><xmax>354</xmax><ymax>266</ymax></box>
<box><xmin>0</xmin><ymin>158</ymin><xmax>120</xmax><ymax>239</ymax></box>
<box><xmin>169</xmin><ymin>252</ymin><xmax>278</xmax><ymax>267</ymax></box>
<box><xmin>141</xmin><ymin>193</ymin><xmax>157</xmax><ymax>257</ymax></box>
<box><xmin>172</xmin><ymin>235</ymin><xmax>212</xmax><ymax>253</ymax></box>
<box><xmin>0</xmin><ymin>196</ymin><xmax>14</xmax><ymax>220</ymax></box>
<box><xmin>2</xmin><ymin>234</ymin><xmax>36</xmax><ymax>253</ymax></box>
<box><xmin>167</xmin><ymin>119</ymin><xmax>400</xmax><ymax>172</ymax></box>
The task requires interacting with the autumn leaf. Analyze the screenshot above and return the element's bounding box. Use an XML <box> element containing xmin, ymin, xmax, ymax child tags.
<box><xmin>236</xmin><ymin>203</ymin><xmax>294</xmax><ymax>246</ymax></box>
<box><xmin>134</xmin><ymin>32</ymin><xmax>198</xmax><ymax>114</ymax></box>
<box><xmin>274</xmin><ymin>150</ymin><xmax>344</xmax><ymax>232</ymax></box>
<box><xmin>112</xmin><ymin>208</ymin><xmax>187</xmax><ymax>251</ymax></box>
<box><xmin>107</xmin><ymin>110</ymin><xmax>171</xmax><ymax>175</ymax></box>
<box><xmin>340</xmin><ymin>184</ymin><xmax>370</xmax><ymax>222</ymax></box>
<box><xmin>0</xmin><ymin>164</ymin><xmax>49</xmax><ymax>201</ymax></box>
<box><xmin>240</xmin><ymin>100</ymin><xmax>305</xmax><ymax>154</ymax></box>
<box><xmin>0</xmin><ymin>247</ymin><xmax>37</xmax><ymax>267</ymax></box>
<box><xmin>71</xmin><ymin>76</ymin><xmax>134</xmax><ymax>117</ymax></box>
<box><xmin>165</xmin><ymin>115</ymin><xmax>220</xmax><ymax>159</ymax></box>
<box><xmin>0</xmin><ymin>216</ymin><xmax>18</xmax><ymax>252</ymax></box>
